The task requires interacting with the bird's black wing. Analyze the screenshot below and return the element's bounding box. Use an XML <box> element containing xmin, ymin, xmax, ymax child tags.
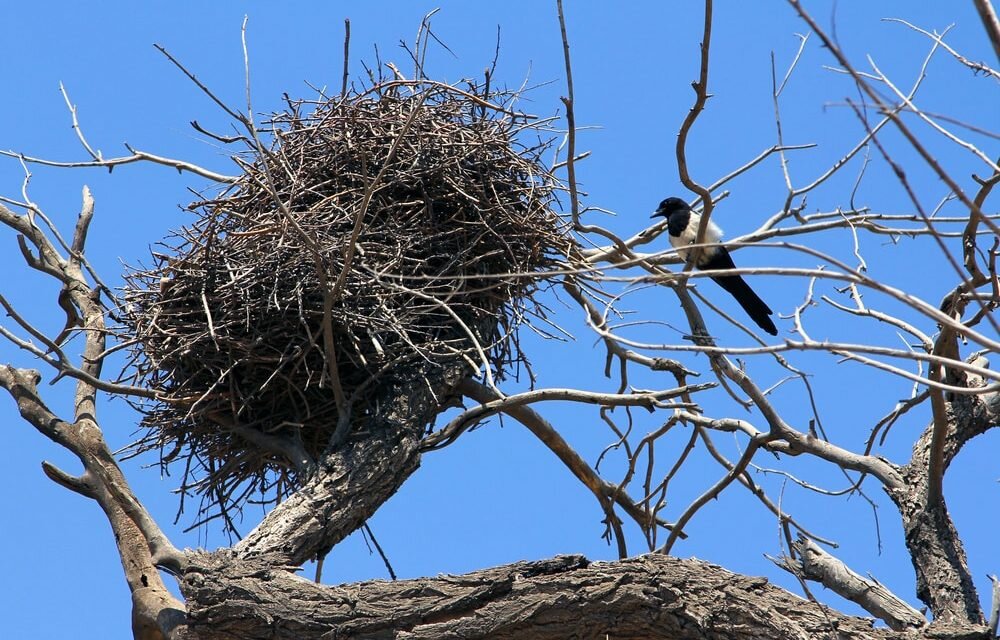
<box><xmin>700</xmin><ymin>248</ymin><xmax>778</xmax><ymax>335</ymax></box>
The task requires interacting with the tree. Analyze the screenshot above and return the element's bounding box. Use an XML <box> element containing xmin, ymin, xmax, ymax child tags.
<box><xmin>2</xmin><ymin>2</ymin><xmax>998</xmax><ymax>638</ymax></box>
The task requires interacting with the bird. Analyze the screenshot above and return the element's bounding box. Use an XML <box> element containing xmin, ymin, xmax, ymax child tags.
<box><xmin>651</xmin><ymin>197</ymin><xmax>777</xmax><ymax>335</ymax></box>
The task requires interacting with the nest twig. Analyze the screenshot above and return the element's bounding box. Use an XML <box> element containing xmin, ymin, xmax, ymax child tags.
<box><xmin>118</xmin><ymin>81</ymin><xmax>568</xmax><ymax>528</ymax></box>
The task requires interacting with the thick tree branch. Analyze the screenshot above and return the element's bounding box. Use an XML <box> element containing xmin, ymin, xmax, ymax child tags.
<box><xmin>885</xmin><ymin>355</ymin><xmax>999</xmax><ymax>624</ymax></box>
<box><xmin>182</xmin><ymin>551</ymin><xmax>909</xmax><ymax>640</ymax></box>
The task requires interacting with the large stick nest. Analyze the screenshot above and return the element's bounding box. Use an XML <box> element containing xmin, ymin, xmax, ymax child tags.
<box><xmin>120</xmin><ymin>82</ymin><xmax>568</xmax><ymax>526</ymax></box>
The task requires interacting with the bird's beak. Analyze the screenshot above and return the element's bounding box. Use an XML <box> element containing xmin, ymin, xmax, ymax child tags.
<box><xmin>650</xmin><ymin>210</ymin><xmax>664</xmax><ymax>219</ymax></box>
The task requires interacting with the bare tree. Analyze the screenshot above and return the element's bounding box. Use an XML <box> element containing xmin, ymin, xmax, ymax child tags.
<box><xmin>3</xmin><ymin>2</ymin><xmax>999</xmax><ymax>639</ymax></box>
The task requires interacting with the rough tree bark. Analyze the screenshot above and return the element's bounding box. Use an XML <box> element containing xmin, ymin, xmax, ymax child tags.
<box><xmin>233</xmin><ymin>361</ymin><xmax>470</xmax><ymax>566</ymax></box>
<box><xmin>182</xmin><ymin>552</ymin><xmax>901</xmax><ymax>640</ymax></box>
<box><xmin>885</xmin><ymin>359</ymin><xmax>1000</xmax><ymax>626</ymax></box>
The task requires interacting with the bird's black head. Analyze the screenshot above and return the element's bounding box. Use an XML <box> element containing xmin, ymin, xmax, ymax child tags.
<box><xmin>651</xmin><ymin>197</ymin><xmax>690</xmax><ymax>220</ymax></box>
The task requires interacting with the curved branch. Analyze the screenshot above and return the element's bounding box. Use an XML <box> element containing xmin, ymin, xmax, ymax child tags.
<box><xmin>453</xmin><ymin>378</ymin><xmax>685</xmax><ymax>541</ymax></box>
<box><xmin>422</xmin><ymin>381</ymin><xmax>713</xmax><ymax>451</ymax></box>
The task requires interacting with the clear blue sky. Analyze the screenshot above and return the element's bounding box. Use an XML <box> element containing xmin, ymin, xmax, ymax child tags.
<box><xmin>1</xmin><ymin>2</ymin><xmax>996</xmax><ymax>638</ymax></box>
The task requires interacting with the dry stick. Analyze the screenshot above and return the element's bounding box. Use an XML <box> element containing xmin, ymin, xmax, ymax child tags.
<box><xmin>675</xmin><ymin>0</ymin><xmax>716</xmax><ymax>269</ymax></box>
<box><xmin>771</xmin><ymin>33</ymin><xmax>810</xmax><ymax>194</ymax></box>
<box><xmin>413</xmin><ymin>8</ymin><xmax>445</xmax><ymax>81</ymax></box>
<box><xmin>870</xmin><ymin>391</ymin><xmax>931</xmax><ymax>450</ymax></box>
<box><xmin>664</xmin><ymin>0</ymin><xmax>771</xmax><ymax>425</ymax></box>
<box><xmin>372</xmin><ymin>273</ymin><xmax>498</xmax><ymax>394</ymax></box>
<box><xmin>898</xmin><ymin>109</ymin><xmax>1000</xmax><ymax>141</ymax></box>
<box><xmin>562</xmin><ymin>278</ymin><xmax>693</xmax><ymax>386</ymax></box>
<box><xmin>604</xmin><ymin>287</ymin><xmax>913</xmax><ymax>478</ymax></box>
<box><xmin>587</xmin><ymin>314</ymin><xmax>1000</xmax><ymax>393</ymax></box>
<box><xmin>341</xmin><ymin>18</ymin><xmax>351</xmax><ymax>98</ymax></box>
<box><xmin>70</xmin><ymin>185</ymin><xmax>94</xmax><ymax>265</ymax></box>
<box><xmin>0</xmin><ymin>283</ymin><xmax>154</xmax><ymax>398</ymax></box>
<box><xmin>692</xmin><ymin>422</ymin><xmax>838</xmax><ymax>547</ymax></box>
<box><xmin>13</xmin><ymin>46</ymin><xmax>241</xmax><ymax>182</ymax></box>
<box><xmin>554</xmin><ymin>2</ymin><xmax>686</xmax><ymax>542</ymax></box>
<box><xmin>823</xmin><ymin>294</ymin><xmax>932</xmax><ymax>349</ymax></box>
<box><xmin>786</xmin><ymin>8</ymin><xmax>995</xmax><ymax>623</ymax></box>
<box><xmin>627</xmin><ymin>266</ymin><xmax>804</xmax><ymax>551</ymax></box>
<box><xmin>0</xmin><ymin>292</ymin><xmax>66</xmax><ymax>356</ymax></box>
<box><xmin>226</xmin><ymin>23</ymin><xmax>346</xmax><ymax>427</ymax></box>
<box><xmin>0</xmin><ymin>147</ymin><xmax>237</xmax><ymax>183</ymax></box>
<box><xmin>59</xmin><ymin>82</ymin><xmax>101</xmax><ymax>161</ymax></box>
<box><xmin>972</xmin><ymin>0</ymin><xmax>1000</xmax><ymax>61</ymax></box>
<box><xmin>773</xmin><ymin>515</ymin><xmax>841</xmax><ymax>633</ymax></box>
<box><xmin>646</xmin><ymin>426</ymin><xmax>696</xmax><ymax>549</ymax></box>
<box><xmin>885</xmin><ymin>18</ymin><xmax>1000</xmax><ymax>80</ymax></box>
<box><xmin>589</xmin><ymin>266</ymin><xmax>1000</xmax><ymax>389</ymax></box>
<box><xmin>582</xmin><ymin>265</ymin><xmax>912</xmax><ymax>524</ymax></box>
<box><xmin>12</xmin><ymin>169</ymin><xmax>112</xmax><ymax>321</ymax></box>
<box><xmin>768</xmin><ymin>25</ymin><xmax>941</xmax><ymax>231</ymax></box>
<box><xmin>753</xmin><ymin>458</ymin><xmax>865</xmax><ymax>499</ymax></box>
<box><xmin>16</xmin><ymin>159</ymin><xmax>95</xmax><ymax>270</ymax></box>
<box><xmin>555</xmin><ymin>0</ymin><xmax>578</xmax><ymax>226</ymax></box>
<box><xmin>154</xmin><ymin>42</ymin><xmax>245</xmax><ymax>123</ymax></box>
<box><xmin>777</xmin><ymin>26</ymin><xmax>950</xmax><ymax>217</ymax></box>
<box><xmin>618</xmin><ymin>409</ymin><xmax>695</xmax><ymax>549</ymax></box>
<box><xmin>709</xmin><ymin>145</ymin><xmax>816</xmax><ymax>194</ymax></box>
<box><xmin>363</xmin><ymin>522</ymin><xmax>397</xmax><ymax>581</ymax></box>
<box><xmin>231</xmin><ymin>30</ymin><xmax>348</xmax><ymax>438</ymax></box>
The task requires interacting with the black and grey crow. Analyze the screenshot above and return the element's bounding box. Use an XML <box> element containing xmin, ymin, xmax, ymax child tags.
<box><xmin>651</xmin><ymin>197</ymin><xmax>777</xmax><ymax>336</ymax></box>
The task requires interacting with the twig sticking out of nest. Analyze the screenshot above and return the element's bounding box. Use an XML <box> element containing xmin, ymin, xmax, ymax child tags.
<box><xmin>120</xmin><ymin>83</ymin><xmax>568</xmax><ymax>527</ymax></box>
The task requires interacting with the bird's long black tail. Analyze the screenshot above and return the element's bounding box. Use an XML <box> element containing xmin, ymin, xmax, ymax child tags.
<box><xmin>701</xmin><ymin>248</ymin><xmax>777</xmax><ymax>335</ymax></box>
<box><xmin>710</xmin><ymin>273</ymin><xmax>777</xmax><ymax>335</ymax></box>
